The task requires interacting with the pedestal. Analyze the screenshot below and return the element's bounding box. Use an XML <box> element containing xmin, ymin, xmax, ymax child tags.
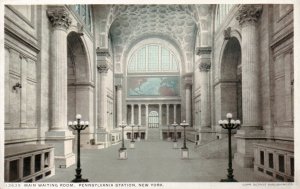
<box><xmin>118</xmin><ymin>149</ymin><xmax>128</xmax><ymax>160</ymax></box>
<box><xmin>130</xmin><ymin>141</ymin><xmax>135</xmax><ymax>149</ymax></box>
<box><xmin>234</xmin><ymin>129</ymin><xmax>266</xmax><ymax>167</ymax></box>
<box><xmin>96</xmin><ymin>130</ymin><xmax>111</xmax><ymax>148</ymax></box>
<box><xmin>198</xmin><ymin>127</ymin><xmax>215</xmax><ymax>144</ymax></box>
<box><xmin>45</xmin><ymin>130</ymin><xmax>75</xmax><ymax>168</ymax></box>
<box><xmin>173</xmin><ymin>142</ymin><xmax>178</xmax><ymax>149</ymax></box>
<box><xmin>181</xmin><ymin>148</ymin><xmax>189</xmax><ymax>159</ymax></box>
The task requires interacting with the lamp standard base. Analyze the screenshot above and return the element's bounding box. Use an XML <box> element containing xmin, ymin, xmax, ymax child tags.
<box><xmin>72</xmin><ymin>178</ymin><xmax>89</xmax><ymax>182</ymax></box>
<box><xmin>173</xmin><ymin>142</ymin><xmax>178</xmax><ymax>149</ymax></box>
<box><xmin>118</xmin><ymin>149</ymin><xmax>128</xmax><ymax>160</ymax></box>
<box><xmin>130</xmin><ymin>141</ymin><xmax>135</xmax><ymax>149</ymax></box>
<box><xmin>220</xmin><ymin>178</ymin><xmax>238</xmax><ymax>182</ymax></box>
<box><xmin>181</xmin><ymin>148</ymin><xmax>189</xmax><ymax>159</ymax></box>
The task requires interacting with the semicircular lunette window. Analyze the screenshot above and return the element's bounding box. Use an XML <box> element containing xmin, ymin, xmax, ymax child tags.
<box><xmin>127</xmin><ymin>44</ymin><xmax>180</xmax><ymax>98</ymax></box>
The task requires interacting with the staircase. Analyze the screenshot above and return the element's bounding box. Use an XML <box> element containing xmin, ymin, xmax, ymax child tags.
<box><xmin>194</xmin><ymin>136</ymin><xmax>237</xmax><ymax>159</ymax></box>
<box><xmin>147</xmin><ymin>128</ymin><xmax>161</xmax><ymax>141</ymax></box>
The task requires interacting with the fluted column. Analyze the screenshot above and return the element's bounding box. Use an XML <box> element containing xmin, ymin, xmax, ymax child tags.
<box><xmin>234</xmin><ymin>5</ymin><xmax>264</xmax><ymax>168</ymax></box>
<box><xmin>236</xmin><ymin>5</ymin><xmax>263</xmax><ymax>129</ymax></box>
<box><xmin>46</xmin><ymin>6</ymin><xmax>75</xmax><ymax>168</ymax></box>
<box><xmin>198</xmin><ymin>52</ymin><xmax>211</xmax><ymax>128</ymax></box>
<box><xmin>138</xmin><ymin>104</ymin><xmax>141</xmax><ymax>125</ymax></box>
<box><xmin>97</xmin><ymin>49</ymin><xmax>110</xmax><ymax>130</ymax></box>
<box><xmin>166</xmin><ymin>104</ymin><xmax>169</xmax><ymax>125</ymax></box>
<box><xmin>116</xmin><ymin>85</ymin><xmax>122</xmax><ymax>126</ymax></box>
<box><xmin>131</xmin><ymin>104</ymin><xmax>134</xmax><ymax>125</ymax></box>
<box><xmin>47</xmin><ymin>7</ymin><xmax>71</xmax><ymax>130</ymax></box>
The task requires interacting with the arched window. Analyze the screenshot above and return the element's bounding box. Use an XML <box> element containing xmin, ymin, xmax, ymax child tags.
<box><xmin>128</xmin><ymin>44</ymin><xmax>179</xmax><ymax>73</ymax></box>
<box><xmin>148</xmin><ymin>111</ymin><xmax>159</xmax><ymax>128</ymax></box>
<box><xmin>71</xmin><ymin>5</ymin><xmax>92</xmax><ymax>32</ymax></box>
<box><xmin>215</xmin><ymin>4</ymin><xmax>234</xmax><ymax>30</ymax></box>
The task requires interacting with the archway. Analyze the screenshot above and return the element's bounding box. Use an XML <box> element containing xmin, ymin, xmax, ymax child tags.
<box><xmin>148</xmin><ymin>111</ymin><xmax>159</xmax><ymax>128</ymax></box>
<box><xmin>215</xmin><ymin>37</ymin><xmax>242</xmax><ymax>136</ymax></box>
<box><xmin>67</xmin><ymin>32</ymin><xmax>93</xmax><ymax>146</ymax></box>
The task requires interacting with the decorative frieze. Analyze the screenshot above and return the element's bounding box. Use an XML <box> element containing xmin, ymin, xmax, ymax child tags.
<box><xmin>236</xmin><ymin>5</ymin><xmax>263</xmax><ymax>26</ymax></box>
<box><xmin>47</xmin><ymin>7</ymin><xmax>72</xmax><ymax>30</ymax></box>
<box><xmin>199</xmin><ymin>62</ymin><xmax>211</xmax><ymax>72</ymax></box>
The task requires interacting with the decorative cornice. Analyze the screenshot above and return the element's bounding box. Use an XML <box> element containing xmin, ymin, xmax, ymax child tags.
<box><xmin>96</xmin><ymin>47</ymin><xmax>110</xmax><ymax>57</ymax></box>
<box><xmin>199</xmin><ymin>62</ymin><xmax>211</xmax><ymax>72</ymax></box>
<box><xmin>236</xmin><ymin>5</ymin><xmax>263</xmax><ymax>26</ymax></box>
<box><xmin>224</xmin><ymin>27</ymin><xmax>231</xmax><ymax>40</ymax></box>
<box><xmin>196</xmin><ymin>46</ymin><xmax>211</xmax><ymax>56</ymax></box>
<box><xmin>47</xmin><ymin>7</ymin><xmax>72</xmax><ymax>30</ymax></box>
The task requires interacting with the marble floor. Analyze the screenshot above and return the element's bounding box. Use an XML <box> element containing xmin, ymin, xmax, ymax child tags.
<box><xmin>42</xmin><ymin>140</ymin><xmax>272</xmax><ymax>182</ymax></box>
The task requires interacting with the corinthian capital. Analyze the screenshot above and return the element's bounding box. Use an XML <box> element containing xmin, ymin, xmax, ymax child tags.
<box><xmin>47</xmin><ymin>7</ymin><xmax>72</xmax><ymax>30</ymax></box>
<box><xmin>199</xmin><ymin>62</ymin><xmax>211</xmax><ymax>72</ymax></box>
<box><xmin>236</xmin><ymin>5</ymin><xmax>263</xmax><ymax>26</ymax></box>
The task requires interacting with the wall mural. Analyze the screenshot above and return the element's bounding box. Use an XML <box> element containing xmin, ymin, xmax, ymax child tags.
<box><xmin>127</xmin><ymin>76</ymin><xmax>180</xmax><ymax>97</ymax></box>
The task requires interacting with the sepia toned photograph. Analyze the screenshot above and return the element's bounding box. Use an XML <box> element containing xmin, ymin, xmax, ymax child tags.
<box><xmin>0</xmin><ymin>0</ymin><xmax>299</xmax><ymax>188</ymax></box>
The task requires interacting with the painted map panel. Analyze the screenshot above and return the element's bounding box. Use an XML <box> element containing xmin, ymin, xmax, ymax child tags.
<box><xmin>127</xmin><ymin>76</ymin><xmax>180</xmax><ymax>97</ymax></box>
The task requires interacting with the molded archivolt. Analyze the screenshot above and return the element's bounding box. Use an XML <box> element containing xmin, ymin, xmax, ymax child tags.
<box><xmin>67</xmin><ymin>32</ymin><xmax>92</xmax><ymax>84</ymax></box>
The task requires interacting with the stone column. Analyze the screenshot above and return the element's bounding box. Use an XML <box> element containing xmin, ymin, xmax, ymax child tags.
<box><xmin>173</xmin><ymin>104</ymin><xmax>177</xmax><ymax>123</ymax></box>
<box><xmin>234</xmin><ymin>5</ymin><xmax>265</xmax><ymax>168</ymax></box>
<box><xmin>138</xmin><ymin>104</ymin><xmax>141</xmax><ymax>125</ymax></box>
<box><xmin>159</xmin><ymin>104</ymin><xmax>162</xmax><ymax>126</ymax></box>
<box><xmin>131</xmin><ymin>104</ymin><xmax>134</xmax><ymax>125</ymax></box>
<box><xmin>145</xmin><ymin>104</ymin><xmax>149</xmax><ymax>127</ymax></box>
<box><xmin>96</xmin><ymin>48</ymin><xmax>110</xmax><ymax>147</ymax></box>
<box><xmin>196</xmin><ymin>47</ymin><xmax>214</xmax><ymax>143</ymax></box>
<box><xmin>185</xmin><ymin>84</ymin><xmax>192</xmax><ymax>126</ymax></box>
<box><xmin>166</xmin><ymin>104</ymin><xmax>169</xmax><ymax>125</ymax></box>
<box><xmin>116</xmin><ymin>85</ymin><xmax>122</xmax><ymax>126</ymax></box>
<box><xmin>145</xmin><ymin>104</ymin><xmax>149</xmax><ymax>140</ymax></box>
<box><xmin>45</xmin><ymin>6</ymin><xmax>75</xmax><ymax>168</ymax></box>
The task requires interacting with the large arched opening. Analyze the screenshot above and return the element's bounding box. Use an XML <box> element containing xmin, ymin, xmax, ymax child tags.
<box><xmin>215</xmin><ymin>37</ymin><xmax>242</xmax><ymax>137</ymax></box>
<box><xmin>67</xmin><ymin>32</ymin><xmax>94</xmax><ymax>146</ymax></box>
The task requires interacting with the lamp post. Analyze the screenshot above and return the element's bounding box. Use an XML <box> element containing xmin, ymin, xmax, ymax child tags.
<box><xmin>167</xmin><ymin>124</ymin><xmax>171</xmax><ymax>141</ymax></box>
<box><xmin>180</xmin><ymin>120</ymin><xmax>189</xmax><ymax>150</ymax></box>
<box><xmin>171</xmin><ymin>122</ymin><xmax>178</xmax><ymax>148</ymax></box>
<box><xmin>137</xmin><ymin>125</ymin><xmax>141</xmax><ymax>141</ymax></box>
<box><xmin>218</xmin><ymin>113</ymin><xmax>241</xmax><ymax>182</ymax></box>
<box><xmin>68</xmin><ymin>114</ymin><xmax>89</xmax><ymax>182</ymax></box>
<box><xmin>118</xmin><ymin>121</ymin><xmax>127</xmax><ymax>159</ymax></box>
<box><xmin>119</xmin><ymin>121</ymin><xmax>127</xmax><ymax>150</ymax></box>
<box><xmin>130</xmin><ymin>124</ymin><xmax>135</xmax><ymax>148</ymax></box>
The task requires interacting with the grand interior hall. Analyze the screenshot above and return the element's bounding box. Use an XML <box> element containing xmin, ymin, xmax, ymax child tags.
<box><xmin>1</xmin><ymin>2</ymin><xmax>298</xmax><ymax>186</ymax></box>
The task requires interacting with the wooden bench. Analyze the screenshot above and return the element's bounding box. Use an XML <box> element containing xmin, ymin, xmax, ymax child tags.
<box><xmin>5</xmin><ymin>144</ymin><xmax>55</xmax><ymax>182</ymax></box>
<box><xmin>254</xmin><ymin>142</ymin><xmax>294</xmax><ymax>182</ymax></box>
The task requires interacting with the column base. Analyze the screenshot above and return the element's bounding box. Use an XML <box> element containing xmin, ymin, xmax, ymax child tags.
<box><xmin>197</xmin><ymin>127</ymin><xmax>215</xmax><ymax>144</ymax></box>
<box><xmin>45</xmin><ymin>130</ymin><xmax>75</xmax><ymax>168</ymax></box>
<box><xmin>234</xmin><ymin>128</ymin><xmax>266</xmax><ymax>168</ymax></box>
<box><xmin>96</xmin><ymin>130</ymin><xmax>111</xmax><ymax>148</ymax></box>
